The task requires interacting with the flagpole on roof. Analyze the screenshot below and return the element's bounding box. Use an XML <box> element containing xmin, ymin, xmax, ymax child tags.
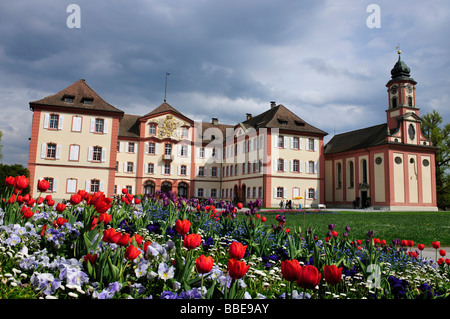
<box><xmin>164</xmin><ymin>72</ymin><xmax>170</xmax><ymax>102</ymax></box>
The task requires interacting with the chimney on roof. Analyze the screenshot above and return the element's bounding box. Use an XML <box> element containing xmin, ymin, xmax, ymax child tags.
<box><xmin>212</xmin><ymin>118</ymin><xmax>219</xmax><ymax>125</ymax></box>
<box><xmin>270</xmin><ymin>101</ymin><xmax>276</xmax><ymax>109</ymax></box>
<box><xmin>246</xmin><ymin>113</ymin><xmax>252</xmax><ymax>120</ymax></box>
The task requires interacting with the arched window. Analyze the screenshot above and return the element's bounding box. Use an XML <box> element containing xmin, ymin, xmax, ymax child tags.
<box><xmin>362</xmin><ymin>159</ymin><xmax>368</xmax><ymax>184</ymax></box>
<box><xmin>336</xmin><ymin>162</ymin><xmax>342</xmax><ymax>188</ymax></box>
<box><xmin>349</xmin><ymin>161</ymin><xmax>354</xmax><ymax>188</ymax></box>
<box><xmin>392</xmin><ymin>97</ymin><xmax>397</xmax><ymax>108</ymax></box>
<box><xmin>408</xmin><ymin>96</ymin><xmax>413</xmax><ymax>107</ymax></box>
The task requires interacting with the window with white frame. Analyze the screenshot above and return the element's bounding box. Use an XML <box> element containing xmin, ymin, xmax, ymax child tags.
<box><xmin>163</xmin><ymin>164</ymin><xmax>171</xmax><ymax>175</ymax></box>
<box><xmin>211</xmin><ymin>189</ymin><xmax>217</xmax><ymax>198</ymax></box>
<box><xmin>90</xmin><ymin>180</ymin><xmax>100</xmax><ymax>193</ymax></box>
<box><xmin>308</xmin><ymin>188</ymin><xmax>315</xmax><ymax>199</ymax></box>
<box><xmin>198</xmin><ymin>166</ymin><xmax>205</xmax><ymax>177</ymax></box>
<box><xmin>292</xmin><ymin>137</ymin><xmax>299</xmax><ymax>149</ymax></box>
<box><xmin>180</xmin><ymin>145</ymin><xmax>187</xmax><ymax>157</ymax></box>
<box><xmin>147</xmin><ymin>163</ymin><xmax>154</xmax><ymax>174</ymax></box>
<box><xmin>149</xmin><ymin>124</ymin><xmax>156</xmax><ymax>135</ymax></box>
<box><xmin>148</xmin><ymin>142</ymin><xmax>155</xmax><ymax>154</ymax></box>
<box><xmin>197</xmin><ymin>188</ymin><xmax>204</xmax><ymax>197</ymax></box>
<box><xmin>127</xmin><ymin>162</ymin><xmax>134</xmax><ymax>173</ymax></box>
<box><xmin>199</xmin><ymin>147</ymin><xmax>205</xmax><ymax>158</ymax></box>
<box><xmin>278</xmin><ymin>136</ymin><xmax>284</xmax><ymax>148</ymax></box>
<box><xmin>95</xmin><ymin>118</ymin><xmax>104</xmax><ymax>133</ymax></box>
<box><xmin>128</xmin><ymin>142</ymin><xmax>135</xmax><ymax>153</ymax></box>
<box><xmin>92</xmin><ymin>146</ymin><xmax>102</xmax><ymax>162</ymax></box>
<box><xmin>293</xmin><ymin>159</ymin><xmax>299</xmax><ymax>172</ymax></box>
<box><xmin>49</xmin><ymin>114</ymin><xmax>59</xmax><ymax>129</ymax></box>
<box><xmin>180</xmin><ymin>165</ymin><xmax>187</xmax><ymax>175</ymax></box>
<box><xmin>308</xmin><ymin>138</ymin><xmax>315</xmax><ymax>151</ymax></box>
<box><xmin>165</xmin><ymin>143</ymin><xmax>172</xmax><ymax>156</ymax></box>
<box><xmin>277</xmin><ymin>159</ymin><xmax>284</xmax><ymax>171</ymax></box>
<box><xmin>308</xmin><ymin>161</ymin><xmax>315</xmax><ymax>174</ymax></box>
<box><xmin>277</xmin><ymin>187</ymin><xmax>284</xmax><ymax>198</ymax></box>
<box><xmin>211</xmin><ymin>166</ymin><xmax>217</xmax><ymax>177</ymax></box>
<box><xmin>181</xmin><ymin>127</ymin><xmax>188</xmax><ymax>138</ymax></box>
<box><xmin>46</xmin><ymin>143</ymin><xmax>57</xmax><ymax>159</ymax></box>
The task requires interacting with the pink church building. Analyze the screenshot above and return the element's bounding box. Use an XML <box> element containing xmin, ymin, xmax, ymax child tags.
<box><xmin>323</xmin><ymin>52</ymin><xmax>437</xmax><ymax>211</ymax></box>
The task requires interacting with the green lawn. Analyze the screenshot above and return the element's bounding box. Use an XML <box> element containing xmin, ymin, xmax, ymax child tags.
<box><xmin>259</xmin><ymin>210</ymin><xmax>450</xmax><ymax>247</ymax></box>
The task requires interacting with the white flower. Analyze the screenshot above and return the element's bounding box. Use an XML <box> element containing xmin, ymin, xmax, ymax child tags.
<box><xmin>158</xmin><ymin>262</ymin><xmax>174</xmax><ymax>281</ymax></box>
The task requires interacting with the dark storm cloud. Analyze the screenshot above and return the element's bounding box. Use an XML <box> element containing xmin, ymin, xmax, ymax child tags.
<box><xmin>0</xmin><ymin>1</ymin><xmax>449</xmax><ymax>165</ymax></box>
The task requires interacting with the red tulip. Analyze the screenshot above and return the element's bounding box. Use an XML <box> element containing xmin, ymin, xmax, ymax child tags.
<box><xmin>281</xmin><ymin>259</ymin><xmax>301</xmax><ymax>282</ymax></box>
<box><xmin>297</xmin><ymin>265</ymin><xmax>321</xmax><ymax>290</ymax></box>
<box><xmin>14</xmin><ymin>175</ymin><xmax>29</xmax><ymax>190</ymax></box>
<box><xmin>417</xmin><ymin>244</ymin><xmax>425</xmax><ymax>250</ymax></box>
<box><xmin>437</xmin><ymin>258</ymin><xmax>445</xmax><ymax>266</ymax></box>
<box><xmin>408</xmin><ymin>240</ymin><xmax>414</xmax><ymax>247</ymax></box>
<box><xmin>174</xmin><ymin>219</ymin><xmax>191</xmax><ymax>236</ymax></box>
<box><xmin>37</xmin><ymin>179</ymin><xmax>50</xmax><ymax>192</ymax></box>
<box><xmin>5</xmin><ymin>176</ymin><xmax>14</xmax><ymax>186</ymax></box>
<box><xmin>21</xmin><ymin>206</ymin><xmax>34</xmax><ymax>219</ymax></box>
<box><xmin>323</xmin><ymin>264</ymin><xmax>343</xmax><ymax>285</ymax></box>
<box><xmin>228</xmin><ymin>259</ymin><xmax>250</xmax><ymax>280</ymax></box>
<box><xmin>237</xmin><ymin>203</ymin><xmax>243</xmax><ymax>209</ymax></box>
<box><xmin>70</xmin><ymin>194</ymin><xmax>82</xmax><ymax>205</ymax></box>
<box><xmin>125</xmin><ymin>244</ymin><xmax>141</xmax><ymax>260</ymax></box>
<box><xmin>94</xmin><ymin>200</ymin><xmax>111</xmax><ymax>214</ymax></box>
<box><xmin>133</xmin><ymin>233</ymin><xmax>143</xmax><ymax>245</ymax></box>
<box><xmin>228</xmin><ymin>241</ymin><xmax>247</xmax><ymax>260</ymax></box>
<box><xmin>432</xmin><ymin>241</ymin><xmax>440</xmax><ymax>249</ymax></box>
<box><xmin>183</xmin><ymin>233</ymin><xmax>201</xmax><ymax>250</ymax></box>
<box><xmin>98</xmin><ymin>212</ymin><xmax>112</xmax><ymax>224</ymax></box>
<box><xmin>84</xmin><ymin>253</ymin><xmax>98</xmax><ymax>265</ymax></box>
<box><xmin>90</xmin><ymin>217</ymin><xmax>98</xmax><ymax>230</ymax></box>
<box><xmin>196</xmin><ymin>255</ymin><xmax>214</xmax><ymax>274</ymax></box>
<box><xmin>439</xmin><ymin>249</ymin><xmax>447</xmax><ymax>257</ymax></box>
<box><xmin>122</xmin><ymin>188</ymin><xmax>128</xmax><ymax>194</ymax></box>
<box><xmin>55</xmin><ymin>202</ymin><xmax>66</xmax><ymax>213</ymax></box>
<box><xmin>53</xmin><ymin>217</ymin><xmax>68</xmax><ymax>228</ymax></box>
<box><xmin>117</xmin><ymin>233</ymin><xmax>131</xmax><ymax>246</ymax></box>
<box><xmin>446</xmin><ymin>259</ymin><xmax>450</xmax><ymax>266</ymax></box>
<box><xmin>261</xmin><ymin>216</ymin><xmax>267</xmax><ymax>222</ymax></box>
<box><xmin>102</xmin><ymin>228</ymin><xmax>121</xmax><ymax>244</ymax></box>
<box><xmin>134</xmin><ymin>198</ymin><xmax>141</xmax><ymax>205</ymax></box>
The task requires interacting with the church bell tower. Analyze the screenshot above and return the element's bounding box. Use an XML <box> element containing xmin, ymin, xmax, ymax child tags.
<box><xmin>385</xmin><ymin>50</ymin><xmax>429</xmax><ymax>146</ymax></box>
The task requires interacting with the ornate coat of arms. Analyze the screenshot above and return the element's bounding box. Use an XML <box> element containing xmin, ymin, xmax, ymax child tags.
<box><xmin>156</xmin><ymin>115</ymin><xmax>182</xmax><ymax>139</ymax></box>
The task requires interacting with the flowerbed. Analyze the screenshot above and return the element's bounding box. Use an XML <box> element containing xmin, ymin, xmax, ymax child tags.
<box><xmin>0</xmin><ymin>176</ymin><xmax>449</xmax><ymax>299</ymax></box>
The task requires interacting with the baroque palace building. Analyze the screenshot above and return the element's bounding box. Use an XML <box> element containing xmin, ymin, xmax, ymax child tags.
<box><xmin>27</xmin><ymin>53</ymin><xmax>438</xmax><ymax>210</ymax></box>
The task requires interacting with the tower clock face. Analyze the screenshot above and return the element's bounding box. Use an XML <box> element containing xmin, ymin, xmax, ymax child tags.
<box><xmin>390</xmin><ymin>86</ymin><xmax>397</xmax><ymax>94</ymax></box>
<box><xmin>406</xmin><ymin>84</ymin><xmax>413</xmax><ymax>93</ymax></box>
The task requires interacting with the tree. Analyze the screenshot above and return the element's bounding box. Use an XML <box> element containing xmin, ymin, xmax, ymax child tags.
<box><xmin>421</xmin><ymin>110</ymin><xmax>450</xmax><ymax>210</ymax></box>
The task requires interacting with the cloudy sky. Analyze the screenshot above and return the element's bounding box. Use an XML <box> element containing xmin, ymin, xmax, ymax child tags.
<box><xmin>0</xmin><ymin>0</ymin><xmax>449</xmax><ymax>166</ymax></box>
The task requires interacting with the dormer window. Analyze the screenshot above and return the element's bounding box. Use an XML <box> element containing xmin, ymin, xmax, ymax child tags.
<box><xmin>63</xmin><ymin>95</ymin><xmax>74</xmax><ymax>103</ymax></box>
<box><xmin>82</xmin><ymin>98</ymin><xmax>93</xmax><ymax>105</ymax></box>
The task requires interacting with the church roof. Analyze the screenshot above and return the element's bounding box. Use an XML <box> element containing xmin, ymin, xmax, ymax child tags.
<box><xmin>240</xmin><ymin>103</ymin><xmax>327</xmax><ymax>135</ymax></box>
<box><xmin>324</xmin><ymin>123</ymin><xmax>388</xmax><ymax>154</ymax></box>
<box><xmin>30</xmin><ymin>79</ymin><xmax>124</xmax><ymax>114</ymax></box>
